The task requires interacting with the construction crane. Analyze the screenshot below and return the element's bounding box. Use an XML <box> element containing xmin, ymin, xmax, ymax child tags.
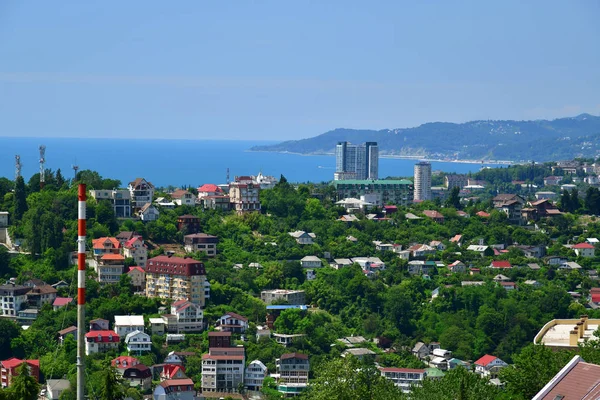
<box><xmin>15</xmin><ymin>155</ymin><xmax>22</xmax><ymax>181</ymax></box>
<box><xmin>39</xmin><ymin>145</ymin><xmax>46</xmax><ymax>189</ymax></box>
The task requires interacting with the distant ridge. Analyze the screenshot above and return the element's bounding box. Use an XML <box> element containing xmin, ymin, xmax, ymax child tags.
<box><xmin>250</xmin><ymin>114</ymin><xmax>600</xmax><ymax>162</ymax></box>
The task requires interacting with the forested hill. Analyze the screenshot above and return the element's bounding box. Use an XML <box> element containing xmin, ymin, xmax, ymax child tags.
<box><xmin>250</xmin><ymin>114</ymin><xmax>600</xmax><ymax>162</ymax></box>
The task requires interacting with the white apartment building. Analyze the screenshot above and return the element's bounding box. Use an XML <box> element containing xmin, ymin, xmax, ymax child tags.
<box><xmin>201</xmin><ymin>347</ymin><xmax>245</xmax><ymax>392</ymax></box>
<box><xmin>414</xmin><ymin>162</ymin><xmax>432</xmax><ymax>201</ymax></box>
<box><xmin>124</xmin><ymin>330</ymin><xmax>152</xmax><ymax>354</ymax></box>
<box><xmin>0</xmin><ymin>284</ymin><xmax>29</xmax><ymax>317</ymax></box>
<box><xmin>229</xmin><ymin>176</ymin><xmax>261</xmax><ymax>214</ymax></box>
<box><xmin>145</xmin><ymin>256</ymin><xmax>210</xmax><ymax>307</ymax></box>
<box><xmin>88</xmin><ymin>189</ymin><xmax>132</xmax><ymax>218</ymax></box>
<box><xmin>128</xmin><ymin>178</ymin><xmax>155</xmax><ymax>212</ymax></box>
<box><xmin>245</xmin><ymin>360</ymin><xmax>267</xmax><ymax>391</ymax></box>
<box><xmin>171</xmin><ymin>189</ymin><xmax>196</xmax><ymax>206</ymax></box>
<box><xmin>114</xmin><ymin>315</ymin><xmax>145</xmax><ymax>337</ymax></box>
<box><xmin>260</xmin><ymin>289</ymin><xmax>305</xmax><ymax>305</ymax></box>
<box><xmin>183</xmin><ymin>233</ymin><xmax>218</xmax><ymax>257</ymax></box>
<box><xmin>85</xmin><ymin>330</ymin><xmax>120</xmax><ymax>355</ymax></box>
<box><xmin>94</xmin><ymin>255</ymin><xmax>125</xmax><ymax>285</ymax></box>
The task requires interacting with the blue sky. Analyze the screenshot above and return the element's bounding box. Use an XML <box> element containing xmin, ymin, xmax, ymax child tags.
<box><xmin>0</xmin><ymin>1</ymin><xmax>598</xmax><ymax>140</ymax></box>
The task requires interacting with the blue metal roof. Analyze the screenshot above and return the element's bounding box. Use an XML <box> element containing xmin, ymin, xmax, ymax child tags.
<box><xmin>266</xmin><ymin>305</ymin><xmax>308</xmax><ymax>310</ymax></box>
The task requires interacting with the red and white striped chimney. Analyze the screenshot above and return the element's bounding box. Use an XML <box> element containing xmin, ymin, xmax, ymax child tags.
<box><xmin>76</xmin><ymin>184</ymin><xmax>86</xmax><ymax>399</ymax></box>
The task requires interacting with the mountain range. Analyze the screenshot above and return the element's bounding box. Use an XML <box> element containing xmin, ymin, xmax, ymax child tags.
<box><xmin>250</xmin><ymin>114</ymin><xmax>600</xmax><ymax>162</ymax></box>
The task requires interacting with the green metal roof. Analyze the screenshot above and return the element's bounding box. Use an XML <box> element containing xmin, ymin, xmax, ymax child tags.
<box><xmin>332</xmin><ymin>179</ymin><xmax>413</xmax><ymax>185</ymax></box>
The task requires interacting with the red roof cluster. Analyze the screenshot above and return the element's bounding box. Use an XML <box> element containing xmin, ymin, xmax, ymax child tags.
<box><xmin>92</xmin><ymin>237</ymin><xmax>120</xmax><ymax>250</ymax></box>
<box><xmin>474</xmin><ymin>354</ymin><xmax>497</xmax><ymax>367</ymax></box>
<box><xmin>198</xmin><ymin>184</ymin><xmax>223</xmax><ymax>193</ymax></box>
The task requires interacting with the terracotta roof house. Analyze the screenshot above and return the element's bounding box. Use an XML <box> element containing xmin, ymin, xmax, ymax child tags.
<box><xmin>171</xmin><ymin>189</ymin><xmax>196</xmax><ymax>207</ymax></box>
<box><xmin>423</xmin><ymin>210</ymin><xmax>444</xmax><ymax>223</ymax></box>
<box><xmin>1</xmin><ymin>358</ymin><xmax>40</xmax><ymax>388</ymax></box>
<box><xmin>532</xmin><ymin>355</ymin><xmax>600</xmax><ymax>400</ymax></box>
<box><xmin>476</xmin><ymin>211</ymin><xmax>491</xmax><ymax>218</ymax></box>
<box><xmin>53</xmin><ymin>297</ymin><xmax>73</xmax><ymax>311</ymax></box>
<box><xmin>573</xmin><ymin>242</ymin><xmax>595</xmax><ymax>258</ymax></box>
<box><xmin>122</xmin><ymin>364</ymin><xmax>152</xmax><ymax>391</ymax></box>
<box><xmin>474</xmin><ymin>355</ymin><xmax>507</xmax><ymax>378</ymax></box>
<box><xmin>197</xmin><ymin>184</ymin><xmax>223</xmax><ymax>199</ymax></box>
<box><xmin>112</xmin><ymin>356</ymin><xmax>140</xmax><ymax>371</ymax></box>
<box><xmin>490</xmin><ymin>260</ymin><xmax>512</xmax><ymax>269</ymax></box>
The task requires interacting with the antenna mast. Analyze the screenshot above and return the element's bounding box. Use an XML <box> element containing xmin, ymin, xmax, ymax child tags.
<box><xmin>226</xmin><ymin>168</ymin><xmax>230</xmax><ymax>184</ymax></box>
<box><xmin>39</xmin><ymin>145</ymin><xmax>46</xmax><ymax>189</ymax></box>
<box><xmin>15</xmin><ymin>155</ymin><xmax>21</xmax><ymax>181</ymax></box>
<box><xmin>72</xmin><ymin>165</ymin><xmax>79</xmax><ymax>181</ymax></box>
<box><xmin>76</xmin><ymin>184</ymin><xmax>87</xmax><ymax>400</ymax></box>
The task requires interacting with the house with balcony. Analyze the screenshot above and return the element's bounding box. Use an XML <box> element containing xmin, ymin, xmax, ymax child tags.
<box><xmin>122</xmin><ymin>364</ymin><xmax>152</xmax><ymax>391</ymax></box>
<box><xmin>161</xmin><ymin>364</ymin><xmax>188</xmax><ymax>381</ymax></box>
<box><xmin>218</xmin><ymin>312</ymin><xmax>248</xmax><ymax>334</ymax></box>
<box><xmin>85</xmin><ymin>330</ymin><xmax>120</xmax><ymax>355</ymax></box>
<box><xmin>170</xmin><ymin>300</ymin><xmax>203</xmax><ymax>333</ymax></box>
<box><xmin>139</xmin><ymin>203</ymin><xmax>159</xmax><ymax>222</ymax></box>
<box><xmin>123</xmin><ymin>236</ymin><xmax>147</xmax><ymax>268</ymax></box>
<box><xmin>276</xmin><ymin>353</ymin><xmax>309</xmax><ymax>396</ymax></box>
<box><xmin>474</xmin><ymin>354</ymin><xmax>508</xmax><ymax>378</ymax></box>
<box><xmin>46</xmin><ymin>379</ymin><xmax>70</xmax><ymax>400</ymax></box>
<box><xmin>128</xmin><ymin>178</ymin><xmax>155</xmax><ymax>212</ymax></box>
<box><xmin>574</xmin><ymin>242</ymin><xmax>596</xmax><ymax>258</ymax></box>
<box><xmin>90</xmin><ymin>318</ymin><xmax>110</xmax><ymax>331</ymax></box>
<box><xmin>95</xmin><ymin>254</ymin><xmax>125</xmax><ymax>285</ymax></box>
<box><xmin>202</xmin><ymin>332</ymin><xmax>245</xmax><ymax>393</ymax></box>
<box><xmin>201</xmin><ymin>194</ymin><xmax>232</xmax><ymax>211</ymax></box>
<box><xmin>288</xmin><ymin>231</ymin><xmax>316</xmax><ymax>245</ymax></box>
<box><xmin>112</xmin><ymin>356</ymin><xmax>140</xmax><ymax>374</ymax></box>
<box><xmin>184</xmin><ymin>233</ymin><xmax>218</xmax><ymax>257</ymax></box>
<box><xmin>245</xmin><ymin>360</ymin><xmax>267</xmax><ymax>391</ymax></box>
<box><xmin>0</xmin><ymin>284</ymin><xmax>30</xmax><ymax>318</ymax></box>
<box><xmin>379</xmin><ymin>367</ymin><xmax>426</xmax><ymax>393</ymax></box>
<box><xmin>300</xmin><ymin>256</ymin><xmax>322</xmax><ymax>269</ymax></box>
<box><xmin>197</xmin><ymin>183</ymin><xmax>224</xmax><ymax>199</ymax></box>
<box><xmin>171</xmin><ymin>189</ymin><xmax>196</xmax><ymax>207</ymax></box>
<box><xmin>92</xmin><ymin>237</ymin><xmax>121</xmax><ymax>259</ymax></box>
<box><xmin>127</xmin><ymin>267</ymin><xmax>146</xmax><ymax>292</ymax></box>
<box><xmin>261</xmin><ymin>289</ymin><xmax>305</xmax><ymax>305</ymax></box>
<box><xmin>177</xmin><ymin>214</ymin><xmax>200</xmax><ymax>233</ymax></box>
<box><xmin>492</xmin><ymin>194</ymin><xmax>525</xmax><ymax>225</ymax></box>
<box><xmin>25</xmin><ymin>284</ymin><xmax>57</xmax><ymax>308</ymax></box>
<box><xmin>125</xmin><ymin>330</ymin><xmax>152</xmax><ymax>354</ymax></box>
<box><xmin>229</xmin><ymin>176</ymin><xmax>261</xmax><ymax>214</ymax></box>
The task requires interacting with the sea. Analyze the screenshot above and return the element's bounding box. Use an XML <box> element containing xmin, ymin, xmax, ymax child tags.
<box><xmin>0</xmin><ymin>137</ymin><xmax>505</xmax><ymax>187</ymax></box>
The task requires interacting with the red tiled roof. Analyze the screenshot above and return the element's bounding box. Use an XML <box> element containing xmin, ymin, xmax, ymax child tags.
<box><xmin>171</xmin><ymin>189</ymin><xmax>192</xmax><ymax>199</ymax></box>
<box><xmin>198</xmin><ymin>184</ymin><xmax>223</xmax><ymax>193</ymax></box>
<box><xmin>475</xmin><ymin>354</ymin><xmax>497</xmax><ymax>366</ymax></box>
<box><xmin>92</xmin><ymin>237</ymin><xmax>120</xmax><ymax>250</ymax></box>
<box><xmin>423</xmin><ymin>210</ymin><xmax>444</xmax><ymax>219</ymax></box>
<box><xmin>539</xmin><ymin>360</ymin><xmax>600</xmax><ymax>400</ymax></box>
<box><xmin>225</xmin><ymin>312</ymin><xmax>248</xmax><ymax>322</ymax></box>
<box><xmin>574</xmin><ymin>243</ymin><xmax>595</xmax><ymax>249</ymax></box>
<box><xmin>85</xmin><ymin>330</ymin><xmax>119</xmax><ymax>342</ymax></box>
<box><xmin>1</xmin><ymin>358</ymin><xmax>39</xmax><ymax>369</ymax></box>
<box><xmin>202</xmin><ymin>354</ymin><xmax>244</xmax><ymax>360</ymax></box>
<box><xmin>53</xmin><ymin>297</ymin><xmax>73</xmax><ymax>307</ymax></box>
<box><xmin>476</xmin><ymin>211</ymin><xmax>491</xmax><ymax>218</ymax></box>
<box><xmin>112</xmin><ymin>356</ymin><xmax>139</xmax><ymax>369</ymax></box>
<box><xmin>147</xmin><ymin>256</ymin><xmax>206</xmax><ymax>276</ymax></box>
<box><xmin>491</xmin><ymin>261</ymin><xmax>511</xmax><ymax>268</ymax></box>
<box><xmin>127</xmin><ymin>266</ymin><xmax>144</xmax><ymax>274</ymax></box>
<box><xmin>159</xmin><ymin>379</ymin><xmax>194</xmax><ymax>388</ymax></box>
<box><xmin>101</xmin><ymin>254</ymin><xmax>125</xmax><ymax>261</ymax></box>
<box><xmin>124</xmin><ymin>236</ymin><xmax>142</xmax><ymax>248</ymax></box>
<box><xmin>58</xmin><ymin>326</ymin><xmax>77</xmax><ymax>336</ymax></box>
<box><xmin>162</xmin><ymin>364</ymin><xmax>186</xmax><ymax>378</ymax></box>
<box><xmin>591</xmin><ymin>294</ymin><xmax>600</xmax><ymax>303</ymax></box>
<box><xmin>208</xmin><ymin>331</ymin><xmax>231</xmax><ymax>337</ymax></box>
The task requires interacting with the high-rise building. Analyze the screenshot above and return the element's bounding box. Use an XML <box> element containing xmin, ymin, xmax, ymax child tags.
<box><xmin>335</xmin><ymin>142</ymin><xmax>378</xmax><ymax>181</ymax></box>
<box><xmin>414</xmin><ymin>162</ymin><xmax>432</xmax><ymax>201</ymax></box>
<box><xmin>145</xmin><ymin>256</ymin><xmax>210</xmax><ymax>307</ymax></box>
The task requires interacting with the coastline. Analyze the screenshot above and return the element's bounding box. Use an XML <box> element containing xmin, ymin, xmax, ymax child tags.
<box><xmin>246</xmin><ymin>149</ymin><xmax>516</xmax><ymax>166</ymax></box>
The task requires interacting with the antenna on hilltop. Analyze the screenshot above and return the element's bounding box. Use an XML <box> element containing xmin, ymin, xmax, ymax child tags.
<box><xmin>15</xmin><ymin>155</ymin><xmax>22</xmax><ymax>181</ymax></box>
<box><xmin>72</xmin><ymin>165</ymin><xmax>79</xmax><ymax>181</ymax></box>
<box><xmin>226</xmin><ymin>168</ymin><xmax>230</xmax><ymax>184</ymax></box>
<box><xmin>39</xmin><ymin>145</ymin><xmax>46</xmax><ymax>189</ymax></box>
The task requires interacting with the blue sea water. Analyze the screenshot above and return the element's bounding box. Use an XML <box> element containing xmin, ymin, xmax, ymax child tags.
<box><xmin>0</xmin><ymin>137</ymin><xmax>502</xmax><ymax>187</ymax></box>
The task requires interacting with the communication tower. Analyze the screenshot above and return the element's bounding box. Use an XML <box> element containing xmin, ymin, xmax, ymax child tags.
<box><xmin>72</xmin><ymin>165</ymin><xmax>79</xmax><ymax>181</ymax></box>
<box><xmin>39</xmin><ymin>145</ymin><xmax>46</xmax><ymax>189</ymax></box>
<box><xmin>15</xmin><ymin>155</ymin><xmax>22</xmax><ymax>180</ymax></box>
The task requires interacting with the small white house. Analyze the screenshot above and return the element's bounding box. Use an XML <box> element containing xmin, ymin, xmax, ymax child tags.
<box><xmin>139</xmin><ymin>203</ymin><xmax>159</xmax><ymax>222</ymax></box>
<box><xmin>125</xmin><ymin>330</ymin><xmax>152</xmax><ymax>354</ymax></box>
<box><xmin>219</xmin><ymin>312</ymin><xmax>249</xmax><ymax>334</ymax></box>
<box><xmin>114</xmin><ymin>315</ymin><xmax>145</xmax><ymax>337</ymax></box>
<box><xmin>573</xmin><ymin>243</ymin><xmax>595</xmax><ymax>258</ymax></box>
<box><xmin>474</xmin><ymin>355</ymin><xmax>508</xmax><ymax>377</ymax></box>
<box><xmin>300</xmin><ymin>256</ymin><xmax>322</xmax><ymax>268</ymax></box>
<box><xmin>289</xmin><ymin>231</ymin><xmax>316</xmax><ymax>245</ymax></box>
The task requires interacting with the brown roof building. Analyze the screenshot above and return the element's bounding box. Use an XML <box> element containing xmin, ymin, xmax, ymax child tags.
<box><xmin>533</xmin><ymin>355</ymin><xmax>600</xmax><ymax>399</ymax></box>
<box><xmin>145</xmin><ymin>256</ymin><xmax>209</xmax><ymax>307</ymax></box>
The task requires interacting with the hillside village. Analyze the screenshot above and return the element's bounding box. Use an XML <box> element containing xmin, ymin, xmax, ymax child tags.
<box><xmin>3</xmin><ymin>160</ymin><xmax>600</xmax><ymax>399</ymax></box>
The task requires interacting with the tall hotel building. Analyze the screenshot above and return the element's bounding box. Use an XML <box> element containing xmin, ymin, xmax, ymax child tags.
<box><xmin>413</xmin><ymin>162</ymin><xmax>432</xmax><ymax>201</ymax></box>
<box><xmin>334</xmin><ymin>142</ymin><xmax>379</xmax><ymax>180</ymax></box>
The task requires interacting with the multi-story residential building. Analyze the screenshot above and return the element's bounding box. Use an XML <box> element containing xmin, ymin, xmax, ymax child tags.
<box><xmin>288</xmin><ymin>231</ymin><xmax>316</xmax><ymax>245</ymax></box>
<box><xmin>90</xmin><ymin>318</ymin><xmax>110</xmax><ymax>331</ymax></box>
<box><xmin>95</xmin><ymin>254</ymin><xmax>124</xmax><ymax>285</ymax></box>
<box><xmin>128</xmin><ymin>178</ymin><xmax>155</xmax><ymax>212</ymax></box>
<box><xmin>89</xmin><ymin>189</ymin><xmax>132</xmax><ymax>217</ymax></box>
<box><xmin>245</xmin><ymin>360</ymin><xmax>267</xmax><ymax>391</ymax></box>
<box><xmin>170</xmin><ymin>189</ymin><xmax>196</xmax><ymax>207</ymax></box>
<box><xmin>474</xmin><ymin>355</ymin><xmax>508</xmax><ymax>378</ymax></box>
<box><xmin>335</xmin><ymin>141</ymin><xmax>379</xmax><ymax>181</ymax></box>
<box><xmin>170</xmin><ymin>300</ymin><xmax>203</xmax><ymax>333</ymax></box>
<box><xmin>112</xmin><ymin>356</ymin><xmax>140</xmax><ymax>374</ymax></box>
<box><xmin>85</xmin><ymin>330</ymin><xmax>120</xmax><ymax>355</ymax></box>
<box><xmin>573</xmin><ymin>242</ymin><xmax>596</xmax><ymax>258</ymax></box>
<box><xmin>184</xmin><ymin>233</ymin><xmax>218</xmax><ymax>257</ymax></box>
<box><xmin>145</xmin><ymin>256</ymin><xmax>210</xmax><ymax>307</ymax></box>
<box><xmin>379</xmin><ymin>367</ymin><xmax>426</xmax><ymax>393</ymax></box>
<box><xmin>218</xmin><ymin>312</ymin><xmax>249</xmax><ymax>334</ymax></box>
<box><xmin>201</xmin><ymin>195</ymin><xmax>232</xmax><ymax>211</ymax></box>
<box><xmin>1</xmin><ymin>358</ymin><xmax>39</xmax><ymax>388</ymax></box>
<box><xmin>444</xmin><ymin>174</ymin><xmax>468</xmax><ymax>190</ymax></box>
<box><xmin>153</xmin><ymin>379</ymin><xmax>195</xmax><ymax>400</ymax></box>
<box><xmin>125</xmin><ymin>330</ymin><xmax>152</xmax><ymax>354</ymax></box>
<box><xmin>122</xmin><ymin>236</ymin><xmax>147</xmax><ymax>268</ymax></box>
<box><xmin>276</xmin><ymin>353</ymin><xmax>309</xmax><ymax>396</ymax></box>
<box><xmin>261</xmin><ymin>290</ymin><xmax>305</xmax><ymax>305</ymax></box>
<box><xmin>229</xmin><ymin>176</ymin><xmax>261</xmax><ymax>214</ymax></box>
<box><xmin>252</xmin><ymin>172</ymin><xmax>279</xmax><ymax>189</ymax></box>
<box><xmin>139</xmin><ymin>203</ymin><xmax>159</xmax><ymax>222</ymax></box>
<box><xmin>414</xmin><ymin>162</ymin><xmax>432</xmax><ymax>201</ymax></box>
<box><xmin>0</xmin><ymin>211</ymin><xmax>8</xmax><ymax>227</ymax></box>
<box><xmin>114</xmin><ymin>315</ymin><xmax>145</xmax><ymax>337</ymax></box>
<box><xmin>177</xmin><ymin>214</ymin><xmax>201</xmax><ymax>233</ymax></box>
<box><xmin>92</xmin><ymin>237</ymin><xmax>121</xmax><ymax>259</ymax></box>
<box><xmin>126</xmin><ymin>267</ymin><xmax>146</xmax><ymax>291</ymax></box>
<box><xmin>492</xmin><ymin>194</ymin><xmax>525</xmax><ymax>225</ymax></box>
<box><xmin>201</xmin><ymin>333</ymin><xmax>246</xmax><ymax>393</ymax></box>
<box><xmin>332</xmin><ymin>180</ymin><xmax>413</xmax><ymax>207</ymax></box>
<box><xmin>0</xmin><ymin>284</ymin><xmax>29</xmax><ymax>317</ymax></box>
